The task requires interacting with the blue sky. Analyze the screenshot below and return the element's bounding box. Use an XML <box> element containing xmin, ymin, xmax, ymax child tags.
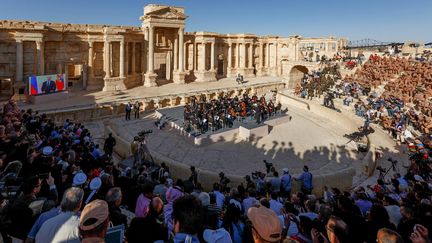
<box><xmin>1</xmin><ymin>0</ymin><xmax>431</xmax><ymax>42</ymax></box>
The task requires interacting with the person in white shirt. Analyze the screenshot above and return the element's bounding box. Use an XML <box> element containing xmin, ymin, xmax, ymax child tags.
<box><xmin>35</xmin><ymin>187</ymin><xmax>84</xmax><ymax>243</ymax></box>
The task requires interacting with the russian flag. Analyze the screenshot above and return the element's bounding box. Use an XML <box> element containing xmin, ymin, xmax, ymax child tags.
<box><xmin>30</xmin><ymin>76</ymin><xmax>38</xmax><ymax>95</ymax></box>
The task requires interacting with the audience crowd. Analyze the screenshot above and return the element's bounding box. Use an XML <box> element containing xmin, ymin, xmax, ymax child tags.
<box><xmin>0</xmin><ymin>54</ymin><xmax>431</xmax><ymax>243</ymax></box>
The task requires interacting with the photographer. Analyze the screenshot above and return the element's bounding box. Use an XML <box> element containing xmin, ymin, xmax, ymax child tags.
<box><xmin>131</xmin><ymin>137</ymin><xmax>140</xmax><ymax>168</ymax></box>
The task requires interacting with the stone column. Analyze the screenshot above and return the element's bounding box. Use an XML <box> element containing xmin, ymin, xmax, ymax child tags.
<box><xmin>266</xmin><ymin>43</ymin><xmax>270</xmax><ymax>68</ymax></box>
<box><xmin>235</xmin><ymin>43</ymin><xmax>240</xmax><ymax>68</ymax></box>
<box><xmin>210</xmin><ymin>41</ymin><xmax>215</xmax><ymax>71</ymax></box>
<box><xmin>259</xmin><ymin>42</ymin><xmax>263</xmax><ymax>68</ymax></box>
<box><xmin>147</xmin><ymin>26</ymin><xmax>154</xmax><ymax>73</ymax></box>
<box><xmin>36</xmin><ymin>40</ymin><xmax>44</xmax><ymax>75</ymax></box>
<box><xmin>15</xmin><ymin>40</ymin><xmax>23</xmax><ymax>82</ymax></box>
<box><xmin>144</xmin><ymin>26</ymin><xmax>157</xmax><ymax>87</ymax></box>
<box><xmin>173</xmin><ymin>34</ymin><xmax>178</xmax><ymax>71</ymax></box>
<box><xmin>119</xmin><ymin>39</ymin><xmax>125</xmax><ymax>78</ymax></box>
<box><xmin>227</xmin><ymin>43</ymin><xmax>232</xmax><ymax>69</ymax></box>
<box><xmin>240</xmin><ymin>43</ymin><xmax>246</xmax><ymax>68</ymax></box>
<box><xmin>125</xmin><ymin>42</ymin><xmax>129</xmax><ymax>75</ymax></box>
<box><xmin>131</xmin><ymin>42</ymin><xmax>136</xmax><ymax>74</ymax></box>
<box><xmin>275</xmin><ymin>43</ymin><xmax>278</xmax><ymax>68</ymax></box>
<box><xmin>109</xmin><ymin>42</ymin><xmax>113</xmax><ymax>77</ymax></box>
<box><xmin>200</xmin><ymin>42</ymin><xmax>206</xmax><ymax>71</ymax></box>
<box><xmin>173</xmin><ymin>27</ymin><xmax>186</xmax><ymax>84</ymax></box>
<box><xmin>88</xmin><ymin>41</ymin><xmax>94</xmax><ymax>78</ymax></box>
<box><xmin>104</xmin><ymin>40</ymin><xmax>111</xmax><ymax>78</ymax></box>
<box><xmin>248</xmin><ymin>43</ymin><xmax>253</xmax><ymax>68</ymax></box>
<box><xmin>178</xmin><ymin>27</ymin><xmax>184</xmax><ymax>72</ymax></box>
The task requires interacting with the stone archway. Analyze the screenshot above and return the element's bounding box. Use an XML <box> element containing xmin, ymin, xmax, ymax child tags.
<box><xmin>288</xmin><ymin>65</ymin><xmax>308</xmax><ymax>89</ymax></box>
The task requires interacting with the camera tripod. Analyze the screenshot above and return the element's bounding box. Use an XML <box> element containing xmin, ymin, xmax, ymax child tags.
<box><xmin>378</xmin><ymin>161</ymin><xmax>398</xmax><ymax>180</ymax></box>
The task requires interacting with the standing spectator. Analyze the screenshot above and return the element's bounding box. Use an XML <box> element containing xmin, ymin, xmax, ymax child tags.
<box><xmin>130</xmin><ymin>136</ymin><xmax>140</xmax><ymax>168</ymax></box>
<box><xmin>125</xmin><ymin>102</ymin><xmax>132</xmax><ymax>120</ymax></box>
<box><xmin>172</xmin><ymin>195</ymin><xmax>204</xmax><ymax>243</ymax></box>
<box><xmin>281</xmin><ymin>168</ymin><xmax>292</xmax><ymax>199</ymax></box>
<box><xmin>242</xmin><ymin>189</ymin><xmax>259</xmax><ymax>216</ymax></box>
<box><xmin>35</xmin><ymin>187</ymin><xmax>83</xmax><ymax>243</ymax></box>
<box><xmin>189</xmin><ymin>166</ymin><xmax>198</xmax><ymax>186</ymax></box>
<box><xmin>105</xmin><ymin>187</ymin><xmax>127</xmax><ymax>227</ymax></box>
<box><xmin>270</xmin><ymin>171</ymin><xmax>281</xmax><ymax>194</ymax></box>
<box><xmin>295</xmin><ymin>166</ymin><xmax>313</xmax><ymax>195</ymax></box>
<box><xmin>269</xmin><ymin>192</ymin><xmax>283</xmax><ymax>216</ymax></box>
<box><xmin>79</xmin><ymin>199</ymin><xmax>110</xmax><ymax>243</ymax></box>
<box><xmin>104</xmin><ymin>133</ymin><xmax>116</xmax><ymax>157</ymax></box>
<box><xmin>213</xmin><ymin>183</ymin><xmax>225</xmax><ymax>209</ymax></box>
<box><xmin>133</xmin><ymin>101</ymin><xmax>141</xmax><ymax>119</ymax></box>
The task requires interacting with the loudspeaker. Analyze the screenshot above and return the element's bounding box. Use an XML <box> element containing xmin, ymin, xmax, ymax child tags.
<box><xmin>18</xmin><ymin>88</ymin><xmax>25</xmax><ymax>94</ymax></box>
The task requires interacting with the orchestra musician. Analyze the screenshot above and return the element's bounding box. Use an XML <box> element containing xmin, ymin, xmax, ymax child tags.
<box><xmin>183</xmin><ymin>93</ymin><xmax>284</xmax><ymax>133</ymax></box>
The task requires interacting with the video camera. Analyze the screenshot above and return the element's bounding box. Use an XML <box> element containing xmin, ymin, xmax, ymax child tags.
<box><xmin>251</xmin><ymin>171</ymin><xmax>261</xmax><ymax>180</ymax></box>
<box><xmin>388</xmin><ymin>158</ymin><xmax>398</xmax><ymax>165</ymax></box>
<box><xmin>263</xmin><ymin>160</ymin><xmax>273</xmax><ymax>173</ymax></box>
<box><xmin>138</xmin><ymin>129</ymin><xmax>153</xmax><ymax>137</ymax></box>
<box><xmin>376</xmin><ymin>166</ymin><xmax>386</xmax><ymax>173</ymax></box>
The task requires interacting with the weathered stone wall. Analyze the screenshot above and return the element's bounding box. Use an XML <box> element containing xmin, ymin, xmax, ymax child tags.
<box><xmin>0</xmin><ymin>41</ymin><xmax>16</xmax><ymax>78</ymax></box>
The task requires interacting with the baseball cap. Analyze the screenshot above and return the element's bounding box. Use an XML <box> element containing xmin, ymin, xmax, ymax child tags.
<box><xmin>247</xmin><ymin>206</ymin><xmax>281</xmax><ymax>242</ymax></box>
<box><xmin>414</xmin><ymin>175</ymin><xmax>424</xmax><ymax>182</ymax></box>
<box><xmin>42</xmin><ymin>146</ymin><xmax>53</xmax><ymax>156</ymax></box>
<box><xmin>79</xmin><ymin>199</ymin><xmax>109</xmax><ymax>231</ymax></box>
<box><xmin>89</xmin><ymin>177</ymin><xmax>102</xmax><ymax>190</ymax></box>
<box><xmin>73</xmin><ymin>172</ymin><xmax>87</xmax><ymax>186</ymax></box>
<box><xmin>203</xmin><ymin>228</ymin><xmax>233</xmax><ymax>243</ymax></box>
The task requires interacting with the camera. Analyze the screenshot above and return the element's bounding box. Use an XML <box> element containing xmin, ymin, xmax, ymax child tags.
<box><xmin>263</xmin><ymin>160</ymin><xmax>273</xmax><ymax>171</ymax></box>
<box><xmin>388</xmin><ymin>158</ymin><xmax>398</xmax><ymax>165</ymax></box>
<box><xmin>138</xmin><ymin>130</ymin><xmax>153</xmax><ymax>137</ymax></box>
<box><xmin>251</xmin><ymin>171</ymin><xmax>261</xmax><ymax>180</ymax></box>
<box><xmin>376</xmin><ymin>166</ymin><xmax>386</xmax><ymax>173</ymax></box>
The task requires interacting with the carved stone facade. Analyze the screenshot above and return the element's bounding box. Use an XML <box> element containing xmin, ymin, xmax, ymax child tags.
<box><xmin>0</xmin><ymin>4</ymin><xmax>346</xmax><ymax>95</ymax></box>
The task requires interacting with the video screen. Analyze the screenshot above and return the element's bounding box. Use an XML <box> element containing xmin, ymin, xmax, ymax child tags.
<box><xmin>28</xmin><ymin>74</ymin><xmax>66</xmax><ymax>96</ymax></box>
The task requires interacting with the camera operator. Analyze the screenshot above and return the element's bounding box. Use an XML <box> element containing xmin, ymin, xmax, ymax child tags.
<box><xmin>263</xmin><ymin>160</ymin><xmax>273</xmax><ymax>174</ymax></box>
<box><xmin>137</xmin><ymin>130</ymin><xmax>154</xmax><ymax>166</ymax></box>
<box><xmin>130</xmin><ymin>137</ymin><xmax>140</xmax><ymax>168</ymax></box>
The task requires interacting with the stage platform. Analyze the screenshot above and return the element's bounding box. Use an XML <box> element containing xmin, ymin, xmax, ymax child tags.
<box><xmin>155</xmin><ymin>106</ymin><xmax>291</xmax><ymax>146</ymax></box>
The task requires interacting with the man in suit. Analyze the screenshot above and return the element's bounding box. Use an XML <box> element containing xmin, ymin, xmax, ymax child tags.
<box><xmin>41</xmin><ymin>77</ymin><xmax>56</xmax><ymax>94</ymax></box>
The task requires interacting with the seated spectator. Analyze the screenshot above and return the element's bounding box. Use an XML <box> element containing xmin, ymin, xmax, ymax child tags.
<box><xmin>127</xmin><ymin>197</ymin><xmax>168</xmax><ymax>243</ymax></box>
<box><xmin>79</xmin><ymin>199</ymin><xmax>110</xmax><ymax>243</ymax></box>
<box><xmin>247</xmin><ymin>206</ymin><xmax>281</xmax><ymax>243</ymax></box>
<box><xmin>35</xmin><ymin>187</ymin><xmax>83</xmax><ymax>243</ymax></box>
<box><xmin>105</xmin><ymin>187</ymin><xmax>127</xmax><ymax>227</ymax></box>
<box><xmin>377</xmin><ymin>228</ymin><xmax>403</xmax><ymax>243</ymax></box>
<box><xmin>325</xmin><ymin>215</ymin><xmax>351</xmax><ymax>243</ymax></box>
<box><xmin>172</xmin><ymin>195</ymin><xmax>204</xmax><ymax>243</ymax></box>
